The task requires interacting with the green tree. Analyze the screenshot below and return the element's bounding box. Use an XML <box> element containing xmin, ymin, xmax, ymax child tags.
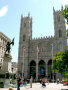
<box><xmin>62</xmin><ymin>5</ymin><xmax>68</xmax><ymax>24</ymax></box>
<box><xmin>53</xmin><ymin>50</ymin><xmax>68</xmax><ymax>76</ymax></box>
<box><xmin>61</xmin><ymin>5</ymin><xmax>68</xmax><ymax>38</ymax></box>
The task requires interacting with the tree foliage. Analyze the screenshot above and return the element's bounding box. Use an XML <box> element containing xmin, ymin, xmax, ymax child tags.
<box><xmin>53</xmin><ymin>50</ymin><xmax>68</xmax><ymax>76</ymax></box>
<box><xmin>62</xmin><ymin>5</ymin><xmax>68</xmax><ymax>24</ymax></box>
<box><xmin>61</xmin><ymin>5</ymin><xmax>68</xmax><ymax>38</ymax></box>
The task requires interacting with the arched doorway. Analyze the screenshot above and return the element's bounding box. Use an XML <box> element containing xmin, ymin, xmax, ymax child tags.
<box><xmin>30</xmin><ymin>61</ymin><xmax>36</xmax><ymax>79</ymax></box>
<box><xmin>48</xmin><ymin>59</ymin><xmax>52</xmax><ymax>79</ymax></box>
<box><xmin>38</xmin><ymin>60</ymin><xmax>46</xmax><ymax>78</ymax></box>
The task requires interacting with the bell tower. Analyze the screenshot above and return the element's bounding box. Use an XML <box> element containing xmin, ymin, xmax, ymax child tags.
<box><xmin>18</xmin><ymin>13</ymin><xmax>32</xmax><ymax>77</ymax></box>
<box><xmin>53</xmin><ymin>7</ymin><xmax>67</xmax><ymax>51</ymax></box>
<box><xmin>20</xmin><ymin>13</ymin><xmax>32</xmax><ymax>41</ymax></box>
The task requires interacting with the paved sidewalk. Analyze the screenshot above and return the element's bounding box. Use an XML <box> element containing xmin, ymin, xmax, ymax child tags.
<box><xmin>0</xmin><ymin>83</ymin><xmax>68</xmax><ymax>90</ymax></box>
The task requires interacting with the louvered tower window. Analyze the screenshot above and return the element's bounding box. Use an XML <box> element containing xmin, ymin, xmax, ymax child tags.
<box><xmin>59</xmin><ymin>29</ymin><xmax>62</xmax><ymax>37</ymax></box>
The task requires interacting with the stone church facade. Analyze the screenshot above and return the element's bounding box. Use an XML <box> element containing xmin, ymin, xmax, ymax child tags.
<box><xmin>18</xmin><ymin>7</ymin><xmax>67</xmax><ymax>80</ymax></box>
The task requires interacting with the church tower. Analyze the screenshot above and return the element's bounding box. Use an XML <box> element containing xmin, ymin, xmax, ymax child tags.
<box><xmin>18</xmin><ymin>13</ymin><xmax>32</xmax><ymax>78</ymax></box>
<box><xmin>53</xmin><ymin>7</ymin><xmax>67</xmax><ymax>51</ymax></box>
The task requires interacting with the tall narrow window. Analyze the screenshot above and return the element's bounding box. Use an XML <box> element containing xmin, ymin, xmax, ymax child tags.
<box><xmin>24</xmin><ymin>23</ymin><xmax>26</xmax><ymax>28</ymax></box>
<box><xmin>58</xmin><ymin>16</ymin><xmax>60</xmax><ymax>22</ymax></box>
<box><xmin>0</xmin><ymin>66</ymin><xmax>1</xmax><ymax>69</ymax></box>
<box><xmin>23</xmin><ymin>35</ymin><xmax>26</xmax><ymax>41</ymax></box>
<box><xmin>59</xmin><ymin>29</ymin><xmax>62</xmax><ymax>37</ymax></box>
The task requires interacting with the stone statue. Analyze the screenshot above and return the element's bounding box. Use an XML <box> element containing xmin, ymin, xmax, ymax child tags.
<box><xmin>5</xmin><ymin>38</ymin><xmax>14</xmax><ymax>54</ymax></box>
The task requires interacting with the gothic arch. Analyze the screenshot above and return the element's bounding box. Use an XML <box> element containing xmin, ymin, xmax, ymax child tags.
<box><xmin>38</xmin><ymin>60</ymin><xmax>46</xmax><ymax>78</ymax></box>
<box><xmin>30</xmin><ymin>60</ymin><xmax>36</xmax><ymax>78</ymax></box>
<box><xmin>48</xmin><ymin>59</ymin><xmax>52</xmax><ymax>79</ymax></box>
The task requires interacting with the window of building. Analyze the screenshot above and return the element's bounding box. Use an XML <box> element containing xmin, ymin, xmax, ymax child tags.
<box><xmin>1</xmin><ymin>55</ymin><xmax>2</xmax><ymax>58</ymax></box>
<box><xmin>23</xmin><ymin>35</ymin><xmax>26</xmax><ymax>41</ymax></box>
<box><xmin>1</xmin><ymin>38</ymin><xmax>2</xmax><ymax>41</ymax></box>
<box><xmin>2</xmin><ymin>47</ymin><xmax>3</xmax><ymax>50</ymax></box>
<box><xmin>1</xmin><ymin>59</ymin><xmax>2</xmax><ymax>62</ymax></box>
<box><xmin>0</xmin><ymin>66</ymin><xmax>1</xmax><ymax>69</ymax></box>
<box><xmin>58</xmin><ymin>16</ymin><xmax>60</xmax><ymax>22</ymax></box>
<box><xmin>59</xmin><ymin>29</ymin><xmax>62</xmax><ymax>37</ymax></box>
<box><xmin>24</xmin><ymin>23</ymin><xmax>26</xmax><ymax>28</ymax></box>
<box><xmin>2</xmin><ymin>50</ymin><xmax>3</xmax><ymax>54</ymax></box>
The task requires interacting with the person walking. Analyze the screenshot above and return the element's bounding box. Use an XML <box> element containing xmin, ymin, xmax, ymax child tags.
<box><xmin>39</xmin><ymin>78</ymin><xmax>42</xmax><ymax>84</ymax></box>
<box><xmin>42</xmin><ymin>77</ymin><xmax>46</xmax><ymax>87</ymax></box>
<box><xmin>47</xmin><ymin>78</ymin><xmax>49</xmax><ymax>85</ymax></box>
<box><xmin>17</xmin><ymin>74</ymin><xmax>22</xmax><ymax>90</ymax></box>
<box><xmin>30</xmin><ymin>76</ymin><xmax>33</xmax><ymax>88</ymax></box>
<box><xmin>57</xmin><ymin>78</ymin><xmax>59</xmax><ymax>84</ymax></box>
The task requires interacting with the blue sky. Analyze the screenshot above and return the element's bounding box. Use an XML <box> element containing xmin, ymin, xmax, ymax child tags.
<box><xmin>0</xmin><ymin>0</ymin><xmax>68</xmax><ymax>62</ymax></box>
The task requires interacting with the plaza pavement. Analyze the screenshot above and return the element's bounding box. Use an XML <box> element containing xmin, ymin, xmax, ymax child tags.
<box><xmin>0</xmin><ymin>83</ymin><xmax>68</xmax><ymax>90</ymax></box>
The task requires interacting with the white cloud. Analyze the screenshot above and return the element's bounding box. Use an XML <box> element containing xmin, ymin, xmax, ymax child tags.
<box><xmin>60</xmin><ymin>0</ymin><xmax>68</xmax><ymax>6</ymax></box>
<box><xmin>0</xmin><ymin>5</ymin><xmax>8</xmax><ymax>17</ymax></box>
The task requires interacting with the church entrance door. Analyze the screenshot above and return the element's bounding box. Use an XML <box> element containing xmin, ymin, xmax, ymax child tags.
<box><xmin>30</xmin><ymin>61</ymin><xmax>36</xmax><ymax>79</ymax></box>
<box><xmin>38</xmin><ymin>60</ymin><xmax>46</xmax><ymax>78</ymax></box>
<box><xmin>48</xmin><ymin>59</ymin><xmax>52</xmax><ymax>79</ymax></box>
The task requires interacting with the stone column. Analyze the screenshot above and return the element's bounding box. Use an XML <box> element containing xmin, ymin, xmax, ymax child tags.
<box><xmin>46</xmin><ymin>62</ymin><xmax>48</xmax><ymax>77</ymax></box>
<box><xmin>36</xmin><ymin>63</ymin><xmax>38</xmax><ymax>81</ymax></box>
<box><xmin>36</xmin><ymin>45</ymin><xmax>39</xmax><ymax>81</ymax></box>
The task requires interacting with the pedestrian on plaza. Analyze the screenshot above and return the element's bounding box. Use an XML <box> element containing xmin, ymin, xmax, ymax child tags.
<box><xmin>39</xmin><ymin>78</ymin><xmax>42</xmax><ymax>84</ymax></box>
<box><xmin>17</xmin><ymin>74</ymin><xmax>22</xmax><ymax>90</ymax></box>
<box><xmin>30</xmin><ymin>76</ymin><xmax>33</xmax><ymax>88</ymax></box>
<box><xmin>42</xmin><ymin>77</ymin><xmax>46</xmax><ymax>87</ymax></box>
<box><xmin>47</xmin><ymin>78</ymin><xmax>49</xmax><ymax>85</ymax></box>
<box><xmin>23</xmin><ymin>78</ymin><xmax>27</xmax><ymax>86</ymax></box>
<box><xmin>57</xmin><ymin>78</ymin><xmax>59</xmax><ymax>84</ymax></box>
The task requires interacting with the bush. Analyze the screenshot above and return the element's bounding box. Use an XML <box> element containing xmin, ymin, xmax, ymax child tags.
<box><xmin>64</xmin><ymin>78</ymin><xmax>68</xmax><ymax>82</ymax></box>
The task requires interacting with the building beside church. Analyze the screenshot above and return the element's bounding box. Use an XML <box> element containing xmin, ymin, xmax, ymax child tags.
<box><xmin>18</xmin><ymin>7</ymin><xmax>67</xmax><ymax>80</ymax></box>
<box><xmin>0</xmin><ymin>32</ymin><xmax>11</xmax><ymax>74</ymax></box>
<box><xmin>0</xmin><ymin>32</ymin><xmax>17</xmax><ymax>78</ymax></box>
